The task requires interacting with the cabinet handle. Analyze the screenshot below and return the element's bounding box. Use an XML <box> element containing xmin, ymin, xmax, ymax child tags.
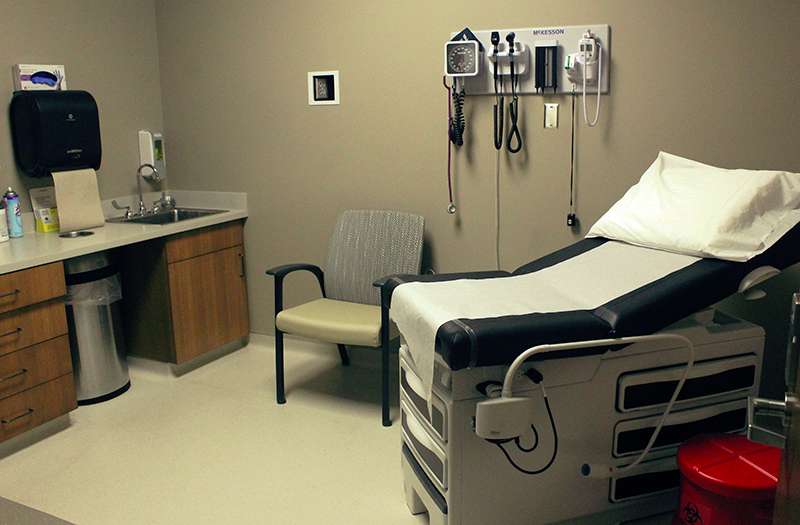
<box><xmin>0</xmin><ymin>328</ymin><xmax>21</xmax><ymax>339</ymax></box>
<box><xmin>238</xmin><ymin>252</ymin><xmax>245</xmax><ymax>278</ymax></box>
<box><xmin>1</xmin><ymin>408</ymin><xmax>33</xmax><ymax>425</ymax></box>
<box><xmin>0</xmin><ymin>368</ymin><xmax>27</xmax><ymax>383</ymax></box>
<box><xmin>0</xmin><ymin>328</ymin><xmax>22</xmax><ymax>339</ymax></box>
<box><xmin>0</xmin><ymin>289</ymin><xmax>19</xmax><ymax>300</ymax></box>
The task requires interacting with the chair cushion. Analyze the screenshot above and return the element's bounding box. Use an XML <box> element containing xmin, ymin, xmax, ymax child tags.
<box><xmin>276</xmin><ymin>298</ymin><xmax>382</xmax><ymax>347</ymax></box>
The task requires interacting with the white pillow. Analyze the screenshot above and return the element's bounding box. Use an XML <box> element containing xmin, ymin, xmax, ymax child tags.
<box><xmin>587</xmin><ymin>152</ymin><xmax>800</xmax><ymax>262</ymax></box>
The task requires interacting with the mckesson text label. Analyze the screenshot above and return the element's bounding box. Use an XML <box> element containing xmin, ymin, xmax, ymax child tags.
<box><xmin>532</xmin><ymin>28</ymin><xmax>566</xmax><ymax>36</ymax></box>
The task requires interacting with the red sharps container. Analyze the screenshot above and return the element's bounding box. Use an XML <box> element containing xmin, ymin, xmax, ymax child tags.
<box><xmin>675</xmin><ymin>434</ymin><xmax>781</xmax><ymax>525</ymax></box>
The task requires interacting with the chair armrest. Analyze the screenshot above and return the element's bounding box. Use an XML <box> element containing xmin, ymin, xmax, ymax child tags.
<box><xmin>267</xmin><ymin>263</ymin><xmax>324</xmax><ymax>281</ymax></box>
<box><xmin>265</xmin><ymin>263</ymin><xmax>326</xmax><ymax>317</ymax></box>
<box><xmin>374</xmin><ymin>270</ymin><xmax>510</xmax><ymax>308</ymax></box>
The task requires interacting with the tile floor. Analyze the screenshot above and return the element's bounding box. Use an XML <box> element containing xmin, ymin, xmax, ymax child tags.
<box><xmin>0</xmin><ymin>336</ymin><xmax>673</xmax><ymax>525</ymax></box>
<box><xmin>0</xmin><ymin>336</ymin><xmax>425</xmax><ymax>525</ymax></box>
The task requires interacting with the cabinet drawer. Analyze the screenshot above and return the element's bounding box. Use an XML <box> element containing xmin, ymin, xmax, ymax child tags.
<box><xmin>166</xmin><ymin>221</ymin><xmax>244</xmax><ymax>263</ymax></box>
<box><xmin>0</xmin><ymin>336</ymin><xmax>72</xmax><ymax>401</ymax></box>
<box><xmin>0</xmin><ymin>262</ymin><xmax>66</xmax><ymax>315</ymax></box>
<box><xmin>0</xmin><ymin>302</ymin><xmax>68</xmax><ymax>358</ymax></box>
<box><xmin>0</xmin><ymin>374</ymin><xmax>76</xmax><ymax>442</ymax></box>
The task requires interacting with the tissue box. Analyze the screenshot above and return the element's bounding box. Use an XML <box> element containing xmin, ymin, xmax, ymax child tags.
<box><xmin>29</xmin><ymin>187</ymin><xmax>60</xmax><ymax>233</ymax></box>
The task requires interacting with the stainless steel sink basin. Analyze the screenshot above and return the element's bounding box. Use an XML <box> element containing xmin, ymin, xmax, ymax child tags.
<box><xmin>108</xmin><ymin>207</ymin><xmax>226</xmax><ymax>225</ymax></box>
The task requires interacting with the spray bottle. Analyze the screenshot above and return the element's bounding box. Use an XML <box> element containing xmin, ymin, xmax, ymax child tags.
<box><xmin>3</xmin><ymin>187</ymin><xmax>24</xmax><ymax>238</ymax></box>
<box><xmin>0</xmin><ymin>199</ymin><xmax>8</xmax><ymax>243</ymax></box>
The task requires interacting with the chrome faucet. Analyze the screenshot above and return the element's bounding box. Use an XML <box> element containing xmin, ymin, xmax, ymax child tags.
<box><xmin>136</xmin><ymin>163</ymin><xmax>160</xmax><ymax>215</ymax></box>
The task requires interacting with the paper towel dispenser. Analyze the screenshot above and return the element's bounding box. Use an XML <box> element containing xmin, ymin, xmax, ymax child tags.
<box><xmin>10</xmin><ymin>90</ymin><xmax>102</xmax><ymax>178</ymax></box>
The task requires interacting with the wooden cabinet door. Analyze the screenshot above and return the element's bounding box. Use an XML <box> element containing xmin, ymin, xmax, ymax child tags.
<box><xmin>168</xmin><ymin>245</ymin><xmax>249</xmax><ymax>364</ymax></box>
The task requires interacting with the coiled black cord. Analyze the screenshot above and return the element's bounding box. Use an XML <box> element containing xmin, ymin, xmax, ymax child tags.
<box><xmin>449</xmin><ymin>85</ymin><xmax>466</xmax><ymax>147</ymax></box>
<box><xmin>493</xmin><ymin>60</ymin><xmax>504</xmax><ymax>150</ymax></box>
<box><xmin>514</xmin><ymin>423</ymin><xmax>539</xmax><ymax>453</ymax></box>
<box><xmin>495</xmin><ymin>396</ymin><xmax>558</xmax><ymax>475</ymax></box>
<box><xmin>506</xmin><ymin>60</ymin><xmax>522</xmax><ymax>153</ymax></box>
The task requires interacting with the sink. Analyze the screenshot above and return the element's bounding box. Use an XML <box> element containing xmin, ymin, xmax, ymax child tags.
<box><xmin>108</xmin><ymin>207</ymin><xmax>226</xmax><ymax>225</ymax></box>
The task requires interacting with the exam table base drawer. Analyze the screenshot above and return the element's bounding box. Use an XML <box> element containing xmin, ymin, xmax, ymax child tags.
<box><xmin>0</xmin><ymin>374</ymin><xmax>76</xmax><ymax>443</ymax></box>
<box><xmin>613</xmin><ymin>399</ymin><xmax>747</xmax><ymax>457</ymax></box>
<box><xmin>617</xmin><ymin>354</ymin><xmax>757</xmax><ymax>412</ymax></box>
<box><xmin>610</xmin><ymin>464</ymin><xmax>681</xmax><ymax>503</ymax></box>
<box><xmin>0</xmin><ymin>336</ymin><xmax>72</xmax><ymax>401</ymax></box>
<box><xmin>402</xmin><ymin>403</ymin><xmax>448</xmax><ymax>492</ymax></box>
<box><xmin>403</xmin><ymin>443</ymin><xmax>448</xmax><ymax>525</ymax></box>
<box><xmin>400</xmin><ymin>357</ymin><xmax>448</xmax><ymax>443</ymax></box>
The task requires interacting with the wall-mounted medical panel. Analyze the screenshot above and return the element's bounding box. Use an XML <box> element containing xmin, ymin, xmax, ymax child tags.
<box><xmin>616</xmin><ymin>354</ymin><xmax>758</xmax><ymax>413</ymax></box>
<box><xmin>454</xmin><ymin>24</ymin><xmax>610</xmax><ymax>96</ymax></box>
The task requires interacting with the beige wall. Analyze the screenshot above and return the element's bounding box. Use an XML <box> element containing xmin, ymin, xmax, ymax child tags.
<box><xmin>155</xmin><ymin>0</ymin><xmax>800</xmax><ymax>394</ymax></box>
<box><xmin>0</xmin><ymin>0</ymin><xmax>163</xmax><ymax>209</ymax></box>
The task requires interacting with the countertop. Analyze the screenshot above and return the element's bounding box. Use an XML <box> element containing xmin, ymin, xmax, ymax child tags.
<box><xmin>0</xmin><ymin>190</ymin><xmax>247</xmax><ymax>275</ymax></box>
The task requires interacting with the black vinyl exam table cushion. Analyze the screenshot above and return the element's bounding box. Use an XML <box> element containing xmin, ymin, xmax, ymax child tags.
<box><xmin>378</xmin><ymin>225</ymin><xmax>800</xmax><ymax>371</ymax></box>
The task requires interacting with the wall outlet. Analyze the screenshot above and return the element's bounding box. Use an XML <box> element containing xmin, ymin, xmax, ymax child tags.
<box><xmin>544</xmin><ymin>103</ymin><xmax>558</xmax><ymax>128</ymax></box>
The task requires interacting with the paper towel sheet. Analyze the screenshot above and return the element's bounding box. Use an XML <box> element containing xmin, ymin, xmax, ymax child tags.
<box><xmin>52</xmin><ymin>169</ymin><xmax>105</xmax><ymax>232</ymax></box>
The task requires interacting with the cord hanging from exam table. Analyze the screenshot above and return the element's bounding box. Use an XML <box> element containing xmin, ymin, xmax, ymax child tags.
<box><xmin>494</xmin><ymin>384</ymin><xmax>559</xmax><ymax>475</ymax></box>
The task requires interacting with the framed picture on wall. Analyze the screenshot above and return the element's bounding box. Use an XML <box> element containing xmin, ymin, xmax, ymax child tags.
<box><xmin>307</xmin><ymin>70</ymin><xmax>339</xmax><ymax>105</ymax></box>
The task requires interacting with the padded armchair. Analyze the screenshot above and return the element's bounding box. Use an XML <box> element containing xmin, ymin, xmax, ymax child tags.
<box><xmin>266</xmin><ymin>210</ymin><xmax>424</xmax><ymax>426</ymax></box>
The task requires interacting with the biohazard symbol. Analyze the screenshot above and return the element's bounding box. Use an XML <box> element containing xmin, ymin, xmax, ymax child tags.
<box><xmin>682</xmin><ymin>502</ymin><xmax>704</xmax><ymax>524</ymax></box>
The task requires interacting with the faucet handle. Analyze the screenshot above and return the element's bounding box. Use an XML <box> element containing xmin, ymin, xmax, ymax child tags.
<box><xmin>161</xmin><ymin>193</ymin><xmax>175</xmax><ymax>208</ymax></box>
<box><xmin>111</xmin><ymin>200</ymin><xmax>132</xmax><ymax>219</ymax></box>
<box><xmin>152</xmin><ymin>193</ymin><xmax>176</xmax><ymax>213</ymax></box>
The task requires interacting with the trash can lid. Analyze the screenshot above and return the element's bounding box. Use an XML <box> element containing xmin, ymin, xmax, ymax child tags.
<box><xmin>677</xmin><ymin>434</ymin><xmax>781</xmax><ymax>501</ymax></box>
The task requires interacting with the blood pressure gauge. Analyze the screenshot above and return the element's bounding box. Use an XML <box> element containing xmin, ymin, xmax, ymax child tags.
<box><xmin>445</xmin><ymin>41</ymin><xmax>480</xmax><ymax>77</ymax></box>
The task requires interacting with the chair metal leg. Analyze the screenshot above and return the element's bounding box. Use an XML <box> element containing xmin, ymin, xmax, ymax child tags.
<box><xmin>337</xmin><ymin>344</ymin><xmax>350</xmax><ymax>366</ymax></box>
<box><xmin>381</xmin><ymin>306</ymin><xmax>391</xmax><ymax>427</ymax></box>
<box><xmin>382</xmin><ymin>342</ymin><xmax>390</xmax><ymax>426</ymax></box>
<box><xmin>276</xmin><ymin>329</ymin><xmax>286</xmax><ymax>404</ymax></box>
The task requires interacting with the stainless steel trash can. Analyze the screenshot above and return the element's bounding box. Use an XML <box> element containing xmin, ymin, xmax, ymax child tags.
<box><xmin>65</xmin><ymin>252</ymin><xmax>130</xmax><ymax>404</ymax></box>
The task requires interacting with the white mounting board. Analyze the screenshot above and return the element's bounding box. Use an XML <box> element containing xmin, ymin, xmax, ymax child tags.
<box><xmin>451</xmin><ymin>24</ymin><xmax>610</xmax><ymax>96</ymax></box>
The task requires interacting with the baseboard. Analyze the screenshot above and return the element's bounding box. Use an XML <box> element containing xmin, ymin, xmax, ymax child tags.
<box><xmin>0</xmin><ymin>415</ymin><xmax>71</xmax><ymax>460</ymax></box>
<box><xmin>128</xmin><ymin>336</ymin><xmax>249</xmax><ymax>378</ymax></box>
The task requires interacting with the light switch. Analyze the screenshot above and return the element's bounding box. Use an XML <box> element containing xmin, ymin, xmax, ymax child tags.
<box><xmin>544</xmin><ymin>103</ymin><xmax>558</xmax><ymax>129</ymax></box>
